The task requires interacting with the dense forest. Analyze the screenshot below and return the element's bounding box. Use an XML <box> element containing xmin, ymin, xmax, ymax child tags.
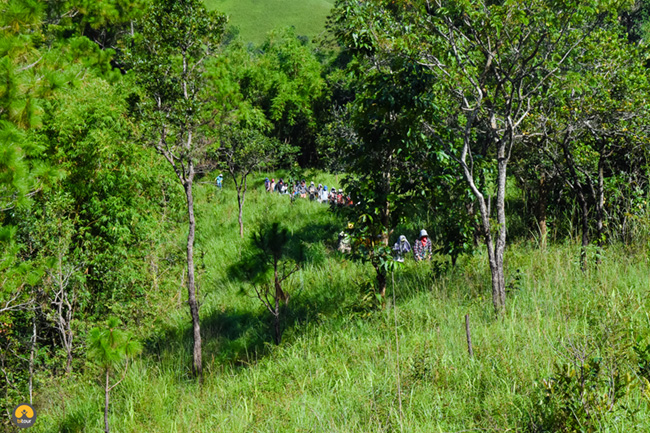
<box><xmin>3</xmin><ymin>0</ymin><xmax>650</xmax><ymax>431</ymax></box>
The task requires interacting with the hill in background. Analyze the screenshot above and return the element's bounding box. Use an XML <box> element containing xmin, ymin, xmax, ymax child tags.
<box><xmin>205</xmin><ymin>0</ymin><xmax>334</xmax><ymax>44</ymax></box>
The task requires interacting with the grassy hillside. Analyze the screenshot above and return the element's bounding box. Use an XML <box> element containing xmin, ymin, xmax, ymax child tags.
<box><xmin>205</xmin><ymin>0</ymin><xmax>334</xmax><ymax>44</ymax></box>
<box><xmin>29</xmin><ymin>172</ymin><xmax>650</xmax><ymax>432</ymax></box>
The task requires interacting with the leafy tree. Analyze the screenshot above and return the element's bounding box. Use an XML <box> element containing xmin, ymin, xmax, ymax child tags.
<box><xmin>128</xmin><ymin>0</ymin><xmax>227</xmax><ymax>380</ymax></box>
<box><xmin>526</xmin><ymin>25</ymin><xmax>650</xmax><ymax>262</ymax></box>
<box><xmin>330</xmin><ymin>0</ymin><xmax>631</xmax><ymax>314</ymax></box>
<box><xmin>35</xmin><ymin>192</ymin><xmax>85</xmax><ymax>375</ymax></box>
<box><xmin>228</xmin><ymin>29</ymin><xmax>326</xmax><ymax>165</ymax></box>
<box><xmin>620</xmin><ymin>0</ymin><xmax>650</xmax><ymax>43</ymax></box>
<box><xmin>0</xmin><ymin>0</ymin><xmax>66</xmax><ymax>213</ymax></box>
<box><xmin>1</xmin><ymin>0</ymin><xmax>170</xmax><ymax>414</ymax></box>
<box><xmin>87</xmin><ymin>317</ymin><xmax>141</xmax><ymax>433</ymax></box>
<box><xmin>218</xmin><ymin>128</ymin><xmax>295</xmax><ymax>238</ymax></box>
<box><xmin>329</xmin><ymin>0</ymin><xmax>465</xmax><ymax>297</ymax></box>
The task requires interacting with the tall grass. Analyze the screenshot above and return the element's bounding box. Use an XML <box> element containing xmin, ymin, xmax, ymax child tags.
<box><xmin>31</xmin><ymin>175</ymin><xmax>650</xmax><ymax>432</ymax></box>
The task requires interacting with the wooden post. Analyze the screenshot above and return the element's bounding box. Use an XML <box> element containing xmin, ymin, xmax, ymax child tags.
<box><xmin>465</xmin><ymin>314</ymin><xmax>474</xmax><ymax>357</ymax></box>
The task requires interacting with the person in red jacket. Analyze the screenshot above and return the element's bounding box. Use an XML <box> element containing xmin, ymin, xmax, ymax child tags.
<box><xmin>413</xmin><ymin>229</ymin><xmax>432</xmax><ymax>261</ymax></box>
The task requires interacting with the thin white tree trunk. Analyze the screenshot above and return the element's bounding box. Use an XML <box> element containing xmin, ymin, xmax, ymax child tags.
<box><xmin>184</xmin><ymin>178</ymin><xmax>202</xmax><ymax>381</ymax></box>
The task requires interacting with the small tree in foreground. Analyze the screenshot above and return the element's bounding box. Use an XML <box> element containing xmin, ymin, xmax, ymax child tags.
<box><xmin>88</xmin><ymin>317</ymin><xmax>141</xmax><ymax>433</ymax></box>
<box><xmin>248</xmin><ymin>222</ymin><xmax>300</xmax><ymax>345</ymax></box>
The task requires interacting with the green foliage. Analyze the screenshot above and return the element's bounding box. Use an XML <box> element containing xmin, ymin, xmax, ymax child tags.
<box><xmin>128</xmin><ymin>0</ymin><xmax>227</xmax><ymax>155</ymax></box>
<box><xmin>243</xmin><ymin>220</ymin><xmax>303</xmax><ymax>294</ymax></box>
<box><xmin>88</xmin><ymin>317</ymin><xmax>142</xmax><ymax>368</ymax></box>
<box><xmin>35</xmin><ymin>224</ymin><xmax>650</xmax><ymax>432</ymax></box>
<box><xmin>634</xmin><ymin>335</ymin><xmax>650</xmax><ymax>387</ymax></box>
<box><xmin>88</xmin><ymin>317</ymin><xmax>142</xmax><ymax>433</ymax></box>
<box><xmin>215</xmin><ymin>29</ymin><xmax>326</xmax><ymax>164</ymax></box>
<box><xmin>33</xmin><ymin>79</ymin><xmax>170</xmax><ymax>319</ymax></box>
<box><xmin>531</xmin><ymin>354</ymin><xmax>635</xmax><ymax>432</ymax></box>
<box><xmin>252</xmin><ymin>222</ymin><xmax>292</xmax><ymax>267</ymax></box>
<box><xmin>5</xmin><ymin>0</ymin><xmax>650</xmax><ymax>431</ymax></box>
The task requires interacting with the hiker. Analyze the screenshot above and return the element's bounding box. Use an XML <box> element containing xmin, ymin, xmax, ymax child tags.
<box><xmin>308</xmin><ymin>181</ymin><xmax>317</xmax><ymax>201</ymax></box>
<box><xmin>290</xmin><ymin>183</ymin><xmax>298</xmax><ymax>203</ymax></box>
<box><xmin>413</xmin><ymin>229</ymin><xmax>432</xmax><ymax>262</ymax></box>
<box><xmin>337</xmin><ymin>231</ymin><xmax>351</xmax><ymax>253</ymax></box>
<box><xmin>215</xmin><ymin>173</ymin><xmax>223</xmax><ymax>189</ymax></box>
<box><xmin>337</xmin><ymin>223</ymin><xmax>354</xmax><ymax>254</ymax></box>
<box><xmin>393</xmin><ymin>235</ymin><xmax>411</xmax><ymax>262</ymax></box>
<box><xmin>329</xmin><ymin>188</ymin><xmax>337</xmax><ymax>208</ymax></box>
<box><xmin>275</xmin><ymin>178</ymin><xmax>284</xmax><ymax>193</ymax></box>
<box><xmin>270</xmin><ymin>178</ymin><xmax>276</xmax><ymax>193</ymax></box>
<box><xmin>264</xmin><ymin>177</ymin><xmax>270</xmax><ymax>192</ymax></box>
<box><xmin>299</xmin><ymin>180</ymin><xmax>307</xmax><ymax>198</ymax></box>
<box><xmin>320</xmin><ymin>185</ymin><xmax>329</xmax><ymax>203</ymax></box>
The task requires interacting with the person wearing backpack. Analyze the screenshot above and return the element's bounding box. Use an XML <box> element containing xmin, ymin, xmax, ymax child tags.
<box><xmin>393</xmin><ymin>235</ymin><xmax>411</xmax><ymax>262</ymax></box>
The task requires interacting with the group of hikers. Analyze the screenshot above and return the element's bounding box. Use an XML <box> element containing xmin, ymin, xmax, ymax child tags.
<box><xmin>218</xmin><ymin>175</ymin><xmax>431</xmax><ymax>261</ymax></box>
<box><xmin>338</xmin><ymin>228</ymin><xmax>433</xmax><ymax>262</ymax></box>
<box><xmin>264</xmin><ymin>178</ymin><xmax>354</xmax><ymax>207</ymax></box>
<box><xmin>392</xmin><ymin>229</ymin><xmax>432</xmax><ymax>262</ymax></box>
<box><xmin>260</xmin><ymin>176</ymin><xmax>433</xmax><ymax>262</ymax></box>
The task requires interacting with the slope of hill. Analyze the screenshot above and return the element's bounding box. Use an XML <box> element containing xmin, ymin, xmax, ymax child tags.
<box><xmin>30</xmin><ymin>173</ymin><xmax>650</xmax><ymax>432</ymax></box>
<box><xmin>205</xmin><ymin>0</ymin><xmax>334</xmax><ymax>44</ymax></box>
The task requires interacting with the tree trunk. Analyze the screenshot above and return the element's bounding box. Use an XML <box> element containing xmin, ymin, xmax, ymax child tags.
<box><xmin>237</xmin><ymin>189</ymin><xmax>244</xmax><ymax>239</ymax></box>
<box><xmin>274</xmin><ymin>262</ymin><xmax>288</xmax><ymax>304</ymax></box>
<box><xmin>184</xmin><ymin>180</ymin><xmax>202</xmax><ymax>381</ymax></box>
<box><xmin>576</xmin><ymin>187</ymin><xmax>590</xmax><ymax>269</ymax></box>
<box><xmin>273</xmin><ymin>297</ymin><xmax>281</xmax><ymax>345</ymax></box>
<box><xmin>472</xmin><ymin>158</ymin><xmax>507</xmax><ymax>315</ymax></box>
<box><xmin>560</xmin><ymin>137</ymin><xmax>590</xmax><ymax>268</ymax></box>
<box><xmin>29</xmin><ymin>312</ymin><xmax>36</xmax><ymax>405</ymax></box>
<box><xmin>104</xmin><ymin>368</ymin><xmax>110</xmax><ymax>433</ymax></box>
<box><xmin>376</xmin><ymin>266</ymin><xmax>387</xmax><ymax>298</ymax></box>
<box><xmin>468</xmin><ymin>189</ymin><xmax>506</xmax><ymax>315</ymax></box>
<box><xmin>465</xmin><ymin>314</ymin><xmax>474</xmax><ymax>357</ymax></box>
<box><xmin>272</xmin><ymin>261</ymin><xmax>286</xmax><ymax>345</ymax></box>
<box><xmin>65</xmin><ymin>344</ymin><xmax>73</xmax><ymax>375</ymax></box>
<box><xmin>459</xmin><ymin>118</ymin><xmax>508</xmax><ymax>315</ymax></box>
<box><xmin>494</xmin><ymin>157</ymin><xmax>507</xmax><ymax>310</ymax></box>
<box><xmin>380</xmin><ymin>163</ymin><xmax>391</xmax><ymax>247</ymax></box>
<box><xmin>537</xmin><ymin>173</ymin><xmax>548</xmax><ymax>248</ymax></box>
<box><xmin>596</xmin><ymin>157</ymin><xmax>605</xmax><ymax>249</ymax></box>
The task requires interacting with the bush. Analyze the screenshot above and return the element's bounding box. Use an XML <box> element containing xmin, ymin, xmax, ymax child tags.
<box><xmin>528</xmin><ymin>336</ymin><xmax>635</xmax><ymax>432</ymax></box>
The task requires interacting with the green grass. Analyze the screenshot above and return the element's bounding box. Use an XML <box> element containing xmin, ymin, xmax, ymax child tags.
<box><xmin>204</xmin><ymin>0</ymin><xmax>334</xmax><ymax>44</ymax></box>
<box><xmin>29</xmin><ymin>173</ymin><xmax>650</xmax><ymax>432</ymax></box>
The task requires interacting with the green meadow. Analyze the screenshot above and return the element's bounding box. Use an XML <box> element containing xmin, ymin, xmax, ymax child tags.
<box><xmin>204</xmin><ymin>0</ymin><xmax>334</xmax><ymax>44</ymax></box>
<box><xmin>30</xmin><ymin>175</ymin><xmax>650</xmax><ymax>432</ymax></box>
